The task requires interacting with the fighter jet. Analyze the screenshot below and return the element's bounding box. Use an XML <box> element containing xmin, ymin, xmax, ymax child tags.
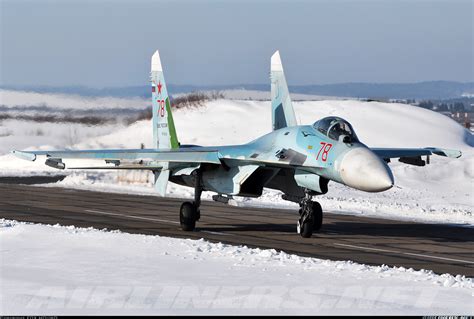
<box><xmin>13</xmin><ymin>50</ymin><xmax>462</xmax><ymax>237</ymax></box>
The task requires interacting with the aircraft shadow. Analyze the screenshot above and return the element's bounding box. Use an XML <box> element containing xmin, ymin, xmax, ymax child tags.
<box><xmin>198</xmin><ymin>221</ymin><xmax>474</xmax><ymax>243</ymax></box>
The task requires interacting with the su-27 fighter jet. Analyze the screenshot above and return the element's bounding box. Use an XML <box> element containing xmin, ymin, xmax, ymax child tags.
<box><xmin>13</xmin><ymin>50</ymin><xmax>462</xmax><ymax>238</ymax></box>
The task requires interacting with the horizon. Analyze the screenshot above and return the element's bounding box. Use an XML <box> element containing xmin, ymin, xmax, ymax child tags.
<box><xmin>1</xmin><ymin>80</ymin><xmax>473</xmax><ymax>101</ymax></box>
<box><xmin>2</xmin><ymin>79</ymin><xmax>473</xmax><ymax>90</ymax></box>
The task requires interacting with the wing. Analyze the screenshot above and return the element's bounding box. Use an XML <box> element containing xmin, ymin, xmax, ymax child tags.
<box><xmin>11</xmin><ymin>148</ymin><xmax>221</xmax><ymax>169</ymax></box>
<box><xmin>371</xmin><ymin>147</ymin><xmax>462</xmax><ymax>166</ymax></box>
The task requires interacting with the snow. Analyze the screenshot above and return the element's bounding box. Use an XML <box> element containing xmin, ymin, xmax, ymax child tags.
<box><xmin>221</xmin><ymin>89</ymin><xmax>340</xmax><ymax>101</ymax></box>
<box><xmin>0</xmin><ymin>89</ymin><xmax>147</xmax><ymax>110</ymax></box>
<box><xmin>0</xmin><ymin>119</ymin><xmax>126</xmax><ymax>156</ymax></box>
<box><xmin>1</xmin><ymin>219</ymin><xmax>472</xmax><ymax>315</ymax></box>
<box><xmin>174</xmin><ymin>89</ymin><xmax>342</xmax><ymax>101</ymax></box>
<box><xmin>0</xmin><ymin>89</ymin><xmax>149</xmax><ymax>154</ymax></box>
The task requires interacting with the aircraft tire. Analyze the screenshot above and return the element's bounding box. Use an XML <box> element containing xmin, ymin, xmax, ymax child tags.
<box><xmin>299</xmin><ymin>219</ymin><xmax>313</xmax><ymax>238</ymax></box>
<box><xmin>312</xmin><ymin>201</ymin><xmax>323</xmax><ymax>231</ymax></box>
<box><xmin>180</xmin><ymin>202</ymin><xmax>197</xmax><ymax>231</ymax></box>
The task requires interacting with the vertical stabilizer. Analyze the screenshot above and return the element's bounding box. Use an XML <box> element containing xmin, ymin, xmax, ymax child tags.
<box><xmin>151</xmin><ymin>50</ymin><xmax>179</xmax><ymax>150</ymax></box>
<box><xmin>150</xmin><ymin>50</ymin><xmax>178</xmax><ymax>196</ymax></box>
<box><xmin>271</xmin><ymin>50</ymin><xmax>297</xmax><ymax>131</ymax></box>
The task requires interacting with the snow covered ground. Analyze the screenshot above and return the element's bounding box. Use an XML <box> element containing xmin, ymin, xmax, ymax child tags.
<box><xmin>0</xmin><ymin>89</ymin><xmax>148</xmax><ymax>154</ymax></box>
<box><xmin>0</xmin><ymin>89</ymin><xmax>148</xmax><ymax>110</ymax></box>
<box><xmin>1</xmin><ymin>219</ymin><xmax>472</xmax><ymax>315</ymax></box>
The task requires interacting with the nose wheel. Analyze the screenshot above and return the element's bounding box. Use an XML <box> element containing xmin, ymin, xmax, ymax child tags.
<box><xmin>297</xmin><ymin>190</ymin><xmax>323</xmax><ymax>238</ymax></box>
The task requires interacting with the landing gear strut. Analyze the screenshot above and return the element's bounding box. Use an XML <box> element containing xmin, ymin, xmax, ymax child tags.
<box><xmin>179</xmin><ymin>170</ymin><xmax>202</xmax><ymax>231</ymax></box>
<box><xmin>297</xmin><ymin>189</ymin><xmax>323</xmax><ymax>238</ymax></box>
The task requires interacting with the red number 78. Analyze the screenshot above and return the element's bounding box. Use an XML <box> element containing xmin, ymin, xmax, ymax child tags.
<box><xmin>316</xmin><ymin>142</ymin><xmax>332</xmax><ymax>162</ymax></box>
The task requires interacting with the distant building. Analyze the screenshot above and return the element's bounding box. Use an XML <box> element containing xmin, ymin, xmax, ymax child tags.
<box><xmin>445</xmin><ymin>111</ymin><xmax>473</xmax><ymax>131</ymax></box>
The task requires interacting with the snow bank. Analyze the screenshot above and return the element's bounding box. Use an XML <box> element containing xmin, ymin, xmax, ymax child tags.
<box><xmin>215</xmin><ymin>89</ymin><xmax>342</xmax><ymax>101</ymax></box>
<box><xmin>0</xmin><ymin>89</ymin><xmax>147</xmax><ymax>110</ymax></box>
<box><xmin>1</xmin><ymin>219</ymin><xmax>472</xmax><ymax>315</ymax></box>
<box><xmin>0</xmin><ymin>89</ymin><xmax>147</xmax><ymax>154</ymax></box>
<box><xmin>0</xmin><ymin>120</ymin><xmax>126</xmax><ymax>156</ymax></box>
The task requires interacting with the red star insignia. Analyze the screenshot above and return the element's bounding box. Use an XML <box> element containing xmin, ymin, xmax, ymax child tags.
<box><xmin>157</xmin><ymin>82</ymin><xmax>162</xmax><ymax>95</ymax></box>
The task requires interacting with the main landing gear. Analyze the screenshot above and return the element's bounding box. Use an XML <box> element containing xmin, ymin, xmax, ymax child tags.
<box><xmin>178</xmin><ymin>173</ymin><xmax>323</xmax><ymax>237</ymax></box>
<box><xmin>297</xmin><ymin>189</ymin><xmax>323</xmax><ymax>238</ymax></box>
<box><xmin>179</xmin><ymin>170</ymin><xmax>202</xmax><ymax>231</ymax></box>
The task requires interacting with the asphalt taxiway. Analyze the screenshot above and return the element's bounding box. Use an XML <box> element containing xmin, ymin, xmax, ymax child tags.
<box><xmin>1</xmin><ymin>182</ymin><xmax>473</xmax><ymax>276</ymax></box>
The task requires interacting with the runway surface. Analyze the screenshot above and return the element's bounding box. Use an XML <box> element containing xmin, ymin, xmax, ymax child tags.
<box><xmin>1</xmin><ymin>183</ymin><xmax>473</xmax><ymax>277</ymax></box>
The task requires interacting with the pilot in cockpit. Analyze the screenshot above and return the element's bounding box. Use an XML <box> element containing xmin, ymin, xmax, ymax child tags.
<box><xmin>329</xmin><ymin>121</ymin><xmax>352</xmax><ymax>142</ymax></box>
<box><xmin>313</xmin><ymin>117</ymin><xmax>358</xmax><ymax>143</ymax></box>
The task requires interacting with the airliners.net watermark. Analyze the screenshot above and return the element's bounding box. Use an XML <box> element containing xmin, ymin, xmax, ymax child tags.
<box><xmin>6</xmin><ymin>285</ymin><xmax>445</xmax><ymax>311</ymax></box>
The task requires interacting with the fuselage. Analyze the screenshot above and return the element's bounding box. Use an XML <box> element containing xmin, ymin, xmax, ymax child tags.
<box><xmin>174</xmin><ymin>117</ymin><xmax>394</xmax><ymax>195</ymax></box>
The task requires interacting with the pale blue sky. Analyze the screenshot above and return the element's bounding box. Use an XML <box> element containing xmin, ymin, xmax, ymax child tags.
<box><xmin>1</xmin><ymin>0</ymin><xmax>472</xmax><ymax>87</ymax></box>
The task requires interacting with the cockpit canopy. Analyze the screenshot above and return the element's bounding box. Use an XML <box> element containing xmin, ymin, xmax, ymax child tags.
<box><xmin>313</xmin><ymin>117</ymin><xmax>358</xmax><ymax>143</ymax></box>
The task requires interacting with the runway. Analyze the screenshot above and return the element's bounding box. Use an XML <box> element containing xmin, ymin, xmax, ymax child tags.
<box><xmin>1</xmin><ymin>182</ymin><xmax>473</xmax><ymax>277</ymax></box>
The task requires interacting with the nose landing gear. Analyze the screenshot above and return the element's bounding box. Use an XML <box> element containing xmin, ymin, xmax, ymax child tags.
<box><xmin>297</xmin><ymin>190</ymin><xmax>323</xmax><ymax>238</ymax></box>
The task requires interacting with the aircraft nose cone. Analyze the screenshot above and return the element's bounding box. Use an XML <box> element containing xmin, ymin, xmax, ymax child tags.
<box><xmin>339</xmin><ymin>147</ymin><xmax>394</xmax><ymax>192</ymax></box>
